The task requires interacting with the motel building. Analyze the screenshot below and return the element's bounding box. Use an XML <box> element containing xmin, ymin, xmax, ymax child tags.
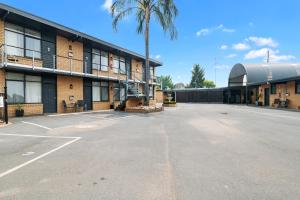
<box><xmin>227</xmin><ymin>63</ymin><xmax>300</xmax><ymax>109</ymax></box>
<box><xmin>0</xmin><ymin>4</ymin><xmax>163</xmax><ymax>117</ymax></box>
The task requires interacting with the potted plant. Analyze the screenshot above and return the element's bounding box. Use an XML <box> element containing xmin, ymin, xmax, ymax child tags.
<box><xmin>15</xmin><ymin>104</ymin><xmax>24</xmax><ymax>117</ymax></box>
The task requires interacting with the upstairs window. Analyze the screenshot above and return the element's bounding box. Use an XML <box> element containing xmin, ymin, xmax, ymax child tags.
<box><xmin>5</xmin><ymin>23</ymin><xmax>24</xmax><ymax>57</ymax></box>
<box><xmin>5</xmin><ymin>23</ymin><xmax>41</xmax><ymax>59</ymax></box>
<box><xmin>92</xmin><ymin>49</ymin><xmax>101</xmax><ymax>70</ymax></box>
<box><xmin>101</xmin><ymin>51</ymin><xmax>108</xmax><ymax>71</ymax></box>
<box><xmin>92</xmin><ymin>49</ymin><xmax>108</xmax><ymax>71</ymax></box>
<box><xmin>296</xmin><ymin>81</ymin><xmax>300</xmax><ymax>94</ymax></box>
<box><xmin>270</xmin><ymin>84</ymin><xmax>277</xmax><ymax>94</ymax></box>
<box><xmin>113</xmin><ymin>56</ymin><xmax>128</xmax><ymax>74</ymax></box>
<box><xmin>25</xmin><ymin>28</ymin><xmax>41</xmax><ymax>59</ymax></box>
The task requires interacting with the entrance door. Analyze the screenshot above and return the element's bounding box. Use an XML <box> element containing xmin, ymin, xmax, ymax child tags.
<box><xmin>264</xmin><ymin>88</ymin><xmax>270</xmax><ymax>106</ymax></box>
<box><xmin>42</xmin><ymin>76</ymin><xmax>57</xmax><ymax>113</ymax></box>
<box><xmin>83</xmin><ymin>80</ymin><xmax>92</xmax><ymax>110</ymax></box>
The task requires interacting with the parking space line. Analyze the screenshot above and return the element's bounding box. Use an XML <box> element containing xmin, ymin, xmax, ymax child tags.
<box><xmin>21</xmin><ymin>121</ymin><xmax>52</xmax><ymax>130</ymax></box>
<box><xmin>0</xmin><ymin>133</ymin><xmax>81</xmax><ymax>178</ymax></box>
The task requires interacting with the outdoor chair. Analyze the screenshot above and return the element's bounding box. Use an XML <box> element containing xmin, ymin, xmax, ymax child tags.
<box><xmin>273</xmin><ymin>99</ymin><xmax>280</xmax><ymax>108</ymax></box>
<box><xmin>76</xmin><ymin>100</ymin><xmax>85</xmax><ymax>112</ymax></box>
<box><xmin>62</xmin><ymin>100</ymin><xmax>75</xmax><ymax>113</ymax></box>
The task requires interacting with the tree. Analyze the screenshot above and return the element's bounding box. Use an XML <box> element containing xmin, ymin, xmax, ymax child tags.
<box><xmin>111</xmin><ymin>0</ymin><xmax>178</xmax><ymax>105</ymax></box>
<box><xmin>174</xmin><ymin>82</ymin><xmax>185</xmax><ymax>89</ymax></box>
<box><xmin>189</xmin><ymin>64</ymin><xmax>205</xmax><ymax>88</ymax></box>
<box><xmin>203</xmin><ymin>80</ymin><xmax>216</xmax><ymax>88</ymax></box>
<box><xmin>160</xmin><ymin>75</ymin><xmax>174</xmax><ymax>90</ymax></box>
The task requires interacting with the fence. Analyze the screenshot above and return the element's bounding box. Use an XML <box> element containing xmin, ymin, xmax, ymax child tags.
<box><xmin>167</xmin><ymin>88</ymin><xmax>226</xmax><ymax>103</ymax></box>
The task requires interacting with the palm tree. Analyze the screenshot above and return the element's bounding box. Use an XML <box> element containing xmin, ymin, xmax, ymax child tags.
<box><xmin>111</xmin><ymin>0</ymin><xmax>178</xmax><ymax>105</ymax></box>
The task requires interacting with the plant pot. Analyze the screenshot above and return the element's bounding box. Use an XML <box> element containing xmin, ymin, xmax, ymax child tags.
<box><xmin>15</xmin><ymin>109</ymin><xmax>24</xmax><ymax>117</ymax></box>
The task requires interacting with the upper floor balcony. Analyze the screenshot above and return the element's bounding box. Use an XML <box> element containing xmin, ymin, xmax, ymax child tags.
<box><xmin>0</xmin><ymin>43</ymin><xmax>161</xmax><ymax>86</ymax></box>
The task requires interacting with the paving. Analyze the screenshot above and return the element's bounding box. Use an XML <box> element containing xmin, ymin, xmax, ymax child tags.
<box><xmin>0</xmin><ymin>104</ymin><xmax>300</xmax><ymax>200</ymax></box>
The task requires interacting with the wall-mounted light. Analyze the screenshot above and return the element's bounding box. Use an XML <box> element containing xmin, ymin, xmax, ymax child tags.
<box><xmin>70</xmin><ymin>84</ymin><xmax>73</xmax><ymax>89</ymax></box>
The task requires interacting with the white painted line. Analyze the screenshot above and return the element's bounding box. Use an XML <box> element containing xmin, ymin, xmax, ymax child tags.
<box><xmin>89</xmin><ymin>115</ymin><xmax>134</xmax><ymax>120</ymax></box>
<box><xmin>0</xmin><ymin>134</ymin><xmax>81</xmax><ymax>178</ymax></box>
<box><xmin>0</xmin><ymin>133</ymin><xmax>79</xmax><ymax>139</ymax></box>
<box><xmin>22</xmin><ymin>121</ymin><xmax>52</xmax><ymax>130</ymax></box>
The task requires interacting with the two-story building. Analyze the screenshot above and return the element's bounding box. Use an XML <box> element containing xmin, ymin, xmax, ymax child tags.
<box><xmin>0</xmin><ymin>3</ymin><xmax>163</xmax><ymax>117</ymax></box>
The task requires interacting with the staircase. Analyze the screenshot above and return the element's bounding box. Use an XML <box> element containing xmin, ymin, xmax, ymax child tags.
<box><xmin>127</xmin><ymin>83</ymin><xmax>144</xmax><ymax>97</ymax></box>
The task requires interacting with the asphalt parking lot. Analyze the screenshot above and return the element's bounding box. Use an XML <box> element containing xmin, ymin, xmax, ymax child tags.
<box><xmin>0</xmin><ymin>104</ymin><xmax>300</xmax><ymax>200</ymax></box>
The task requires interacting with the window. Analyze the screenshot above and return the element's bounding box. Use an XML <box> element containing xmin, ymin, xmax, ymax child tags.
<box><xmin>113</xmin><ymin>83</ymin><xmax>120</xmax><ymax>101</ymax></box>
<box><xmin>92</xmin><ymin>49</ymin><xmax>101</xmax><ymax>70</ymax></box>
<box><xmin>92</xmin><ymin>81</ymin><xmax>109</xmax><ymax>101</ymax></box>
<box><xmin>101</xmin><ymin>51</ymin><xmax>108</xmax><ymax>71</ymax></box>
<box><xmin>271</xmin><ymin>84</ymin><xmax>277</xmax><ymax>94</ymax></box>
<box><xmin>101</xmin><ymin>82</ymin><xmax>109</xmax><ymax>101</ymax></box>
<box><xmin>113</xmin><ymin>56</ymin><xmax>119</xmax><ymax>73</ymax></box>
<box><xmin>92</xmin><ymin>82</ymin><xmax>101</xmax><ymax>101</ymax></box>
<box><xmin>296</xmin><ymin>81</ymin><xmax>300</xmax><ymax>94</ymax></box>
<box><xmin>149</xmin><ymin>85</ymin><xmax>154</xmax><ymax>98</ymax></box>
<box><xmin>120</xmin><ymin>57</ymin><xmax>126</xmax><ymax>74</ymax></box>
<box><xmin>25</xmin><ymin>75</ymin><xmax>42</xmax><ymax>103</ymax></box>
<box><xmin>5</xmin><ymin>23</ymin><xmax>24</xmax><ymax>56</ymax></box>
<box><xmin>6</xmin><ymin>73</ymin><xmax>41</xmax><ymax>104</ymax></box>
<box><xmin>5</xmin><ymin>23</ymin><xmax>41</xmax><ymax>59</ymax></box>
<box><xmin>113</xmin><ymin>83</ymin><xmax>125</xmax><ymax>101</ymax></box>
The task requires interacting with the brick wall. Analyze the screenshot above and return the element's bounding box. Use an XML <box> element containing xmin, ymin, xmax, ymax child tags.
<box><xmin>0</xmin><ymin>69</ymin><xmax>5</xmax><ymax>93</ymax></box>
<box><xmin>155</xmin><ymin>90</ymin><xmax>163</xmax><ymax>103</ymax></box>
<box><xmin>0</xmin><ymin>19</ymin><xmax>4</xmax><ymax>47</ymax></box>
<box><xmin>93</xmin><ymin>102</ymin><xmax>110</xmax><ymax>110</ymax></box>
<box><xmin>8</xmin><ymin>104</ymin><xmax>43</xmax><ymax>117</ymax></box>
<box><xmin>56</xmin><ymin>35</ymin><xmax>83</xmax><ymax>73</ymax></box>
<box><xmin>57</xmin><ymin>75</ymin><xmax>83</xmax><ymax>113</ymax></box>
<box><xmin>131</xmin><ymin>59</ymin><xmax>143</xmax><ymax>81</ymax></box>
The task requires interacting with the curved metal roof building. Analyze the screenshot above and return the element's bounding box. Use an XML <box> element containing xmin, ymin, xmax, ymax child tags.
<box><xmin>228</xmin><ymin>63</ymin><xmax>300</xmax><ymax>87</ymax></box>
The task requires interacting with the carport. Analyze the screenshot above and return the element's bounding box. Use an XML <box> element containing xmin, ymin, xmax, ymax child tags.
<box><xmin>228</xmin><ymin>63</ymin><xmax>300</xmax><ymax>105</ymax></box>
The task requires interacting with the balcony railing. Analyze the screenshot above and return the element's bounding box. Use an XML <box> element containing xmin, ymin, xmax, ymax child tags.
<box><xmin>0</xmin><ymin>44</ymin><xmax>161</xmax><ymax>85</ymax></box>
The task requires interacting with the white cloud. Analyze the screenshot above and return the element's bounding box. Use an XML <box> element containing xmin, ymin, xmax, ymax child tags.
<box><xmin>102</xmin><ymin>0</ymin><xmax>113</xmax><ymax>13</ymax></box>
<box><xmin>226</xmin><ymin>54</ymin><xmax>237</xmax><ymax>58</ymax></box>
<box><xmin>155</xmin><ymin>55</ymin><xmax>161</xmax><ymax>59</ymax></box>
<box><xmin>220</xmin><ymin>45</ymin><xmax>228</xmax><ymax>50</ymax></box>
<box><xmin>232</xmin><ymin>43</ymin><xmax>250</xmax><ymax>51</ymax></box>
<box><xmin>247</xmin><ymin>36</ymin><xmax>278</xmax><ymax>48</ymax></box>
<box><xmin>196</xmin><ymin>24</ymin><xmax>235</xmax><ymax>37</ymax></box>
<box><xmin>244</xmin><ymin>48</ymin><xmax>295</xmax><ymax>62</ymax></box>
<box><xmin>196</xmin><ymin>29</ymin><xmax>210</xmax><ymax>37</ymax></box>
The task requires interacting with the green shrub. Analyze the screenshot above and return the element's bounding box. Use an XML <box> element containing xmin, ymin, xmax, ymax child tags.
<box><xmin>164</xmin><ymin>101</ymin><xmax>176</xmax><ymax>104</ymax></box>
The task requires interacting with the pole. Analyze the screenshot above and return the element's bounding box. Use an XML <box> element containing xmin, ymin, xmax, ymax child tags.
<box><xmin>4</xmin><ymin>86</ymin><xmax>8</xmax><ymax>124</ymax></box>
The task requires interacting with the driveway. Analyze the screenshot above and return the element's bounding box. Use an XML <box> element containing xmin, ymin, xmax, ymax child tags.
<box><xmin>0</xmin><ymin>104</ymin><xmax>300</xmax><ymax>200</ymax></box>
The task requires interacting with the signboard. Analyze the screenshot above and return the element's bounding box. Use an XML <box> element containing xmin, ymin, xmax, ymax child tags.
<box><xmin>0</xmin><ymin>96</ymin><xmax>3</xmax><ymax>108</ymax></box>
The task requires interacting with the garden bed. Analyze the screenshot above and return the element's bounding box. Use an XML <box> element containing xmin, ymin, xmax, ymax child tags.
<box><xmin>125</xmin><ymin>104</ymin><xmax>163</xmax><ymax>113</ymax></box>
<box><xmin>163</xmin><ymin>101</ymin><xmax>177</xmax><ymax>107</ymax></box>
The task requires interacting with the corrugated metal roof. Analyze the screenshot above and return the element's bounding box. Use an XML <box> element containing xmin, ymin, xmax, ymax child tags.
<box><xmin>229</xmin><ymin>63</ymin><xmax>300</xmax><ymax>86</ymax></box>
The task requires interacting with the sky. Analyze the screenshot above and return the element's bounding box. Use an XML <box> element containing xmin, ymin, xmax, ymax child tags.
<box><xmin>2</xmin><ymin>0</ymin><xmax>300</xmax><ymax>87</ymax></box>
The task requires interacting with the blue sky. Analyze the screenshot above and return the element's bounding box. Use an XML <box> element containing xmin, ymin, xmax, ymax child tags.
<box><xmin>2</xmin><ymin>0</ymin><xmax>300</xmax><ymax>87</ymax></box>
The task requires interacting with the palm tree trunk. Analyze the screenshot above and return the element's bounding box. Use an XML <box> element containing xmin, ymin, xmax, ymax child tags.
<box><xmin>144</xmin><ymin>8</ymin><xmax>150</xmax><ymax>106</ymax></box>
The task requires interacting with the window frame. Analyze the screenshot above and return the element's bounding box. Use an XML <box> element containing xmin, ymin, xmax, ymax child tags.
<box><xmin>113</xmin><ymin>55</ymin><xmax>128</xmax><ymax>75</ymax></box>
<box><xmin>6</xmin><ymin>73</ymin><xmax>42</xmax><ymax>104</ymax></box>
<box><xmin>92</xmin><ymin>49</ymin><xmax>109</xmax><ymax>71</ymax></box>
<box><xmin>100</xmin><ymin>81</ymin><xmax>109</xmax><ymax>102</ymax></box>
<box><xmin>270</xmin><ymin>84</ymin><xmax>277</xmax><ymax>94</ymax></box>
<box><xmin>296</xmin><ymin>80</ymin><xmax>300</xmax><ymax>94</ymax></box>
<box><xmin>4</xmin><ymin>22</ymin><xmax>42</xmax><ymax>60</ymax></box>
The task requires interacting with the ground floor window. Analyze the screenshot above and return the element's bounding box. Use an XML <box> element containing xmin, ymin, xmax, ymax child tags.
<box><xmin>6</xmin><ymin>72</ymin><xmax>41</xmax><ymax>104</ymax></box>
<box><xmin>92</xmin><ymin>81</ymin><xmax>109</xmax><ymax>101</ymax></box>
<box><xmin>296</xmin><ymin>81</ymin><xmax>300</xmax><ymax>94</ymax></box>
<box><xmin>113</xmin><ymin>83</ymin><xmax>125</xmax><ymax>101</ymax></box>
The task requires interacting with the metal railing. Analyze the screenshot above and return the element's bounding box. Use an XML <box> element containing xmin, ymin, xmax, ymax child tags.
<box><xmin>0</xmin><ymin>43</ymin><xmax>161</xmax><ymax>86</ymax></box>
